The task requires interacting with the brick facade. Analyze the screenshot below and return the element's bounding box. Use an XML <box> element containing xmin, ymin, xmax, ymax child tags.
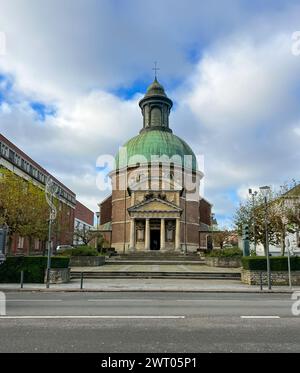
<box><xmin>99</xmin><ymin>167</ymin><xmax>212</xmax><ymax>252</ymax></box>
<box><xmin>75</xmin><ymin>200</ymin><xmax>94</xmax><ymax>226</ymax></box>
<box><xmin>0</xmin><ymin>134</ymin><xmax>91</xmax><ymax>255</ymax></box>
<box><xmin>100</xmin><ymin>195</ymin><xmax>112</xmax><ymax>225</ymax></box>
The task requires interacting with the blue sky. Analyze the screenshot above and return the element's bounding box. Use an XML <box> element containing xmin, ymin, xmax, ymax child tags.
<box><xmin>1</xmin><ymin>0</ymin><xmax>300</xmax><ymax>227</ymax></box>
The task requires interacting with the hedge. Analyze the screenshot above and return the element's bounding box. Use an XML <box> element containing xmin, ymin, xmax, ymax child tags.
<box><xmin>56</xmin><ymin>246</ymin><xmax>99</xmax><ymax>257</ymax></box>
<box><xmin>0</xmin><ymin>256</ymin><xmax>70</xmax><ymax>283</ymax></box>
<box><xmin>242</xmin><ymin>256</ymin><xmax>300</xmax><ymax>271</ymax></box>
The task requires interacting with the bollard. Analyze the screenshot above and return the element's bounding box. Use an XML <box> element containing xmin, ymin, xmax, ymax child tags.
<box><xmin>80</xmin><ymin>272</ymin><xmax>84</xmax><ymax>289</ymax></box>
<box><xmin>259</xmin><ymin>272</ymin><xmax>263</xmax><ymax>291</ymax></box>
<box><xmin>20</xmin><ymin>270</ymin><xmax>24</xmax><ymax>289</ymax></box>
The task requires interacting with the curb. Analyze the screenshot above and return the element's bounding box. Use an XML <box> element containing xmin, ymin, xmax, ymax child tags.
<box><xmin>0</xmin><ymin>288</ymin><xmax>297</xmax><ymax>294</ymax></box>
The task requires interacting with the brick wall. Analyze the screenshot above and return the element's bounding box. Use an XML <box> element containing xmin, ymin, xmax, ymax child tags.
<box><xmin>100</xmin><ymin>195</ymin><xmax>112</xmax><ymax>225</ymax></box>
<box><xmin>241</xmin><ymin>269</ymin><xmax>300</xmax><ymax>286</ymax></box>
<box><xmin>75</xmin><ymin>200</ymin><xmax>94</xmax><ymax>226</ymax></box>
<box><xmin>199</xmin><ymin>199</ymin><xmax>212</xmax><ymax>226</ymax></box>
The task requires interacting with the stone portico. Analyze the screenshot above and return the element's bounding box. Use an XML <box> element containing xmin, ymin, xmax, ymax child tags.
<box><xmin>127</xmin><ymin>197</ymin><xmax>182</xmax><ymax>251</ymax></box>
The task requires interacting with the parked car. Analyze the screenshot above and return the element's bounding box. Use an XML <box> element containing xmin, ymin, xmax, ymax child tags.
<box><xmin>56</xmin><ymin>245</ymin><xmax>73</xmax><ymax>252</ymax></box>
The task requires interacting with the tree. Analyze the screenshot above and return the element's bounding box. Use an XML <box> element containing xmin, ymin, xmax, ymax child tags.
<box><xmin>73</xmin><ymin>227</ymin><xmax>105</xmax><ymax>247</ymax></box>
<box><xmin>212</xmin><ymin>229</ymin><xmax>233</xmax><ymax>249</ymax></box>
<box><xmin>234</xmin><ymin>182</ymin><xmax>300</xmax><ymax>255</ymax></box>
<box><xmin>0</xmin><ymin>167</ymin><xmax>49</xmax><ymax>253</ymax></box>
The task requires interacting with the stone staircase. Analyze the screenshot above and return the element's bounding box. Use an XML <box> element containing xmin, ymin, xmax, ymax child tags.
<box><xmin>106</xmin><ymin>251</ymin><xmax>204</xmax><ymax>265</ymax></box>
<box><xmin>71</xmin><ymin>270</ymin><xmax>241</xmax><ymax>280</ymax></box>
<box><xmin>70</xmin><ymin>251</ymin><xmax>241</xmax><ymax>281</ymax></box>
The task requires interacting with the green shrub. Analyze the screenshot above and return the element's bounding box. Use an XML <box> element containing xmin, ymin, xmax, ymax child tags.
<box><xmin>57</xmin><ymin>245</ymin><xmax>99</xmax><ymax>257</ymax></box>
<box><xmin>0</xmin><ymin>256</ymin><xmax>70</xmax><ymax>283</ymax></box>
<box><xmin>206</xmin><ymin>248</ymin><xmax>243</xmax><ymax>258</ymax></box>
<box><xmin>242</xmin><ymin>256</ymin><xmax>300</xmax><ymax>271</ymax></box>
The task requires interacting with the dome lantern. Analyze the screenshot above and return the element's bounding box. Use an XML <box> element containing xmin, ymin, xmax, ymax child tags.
<box><xmin>115</xmin><ymin>77</ymin><xmax>198</xmax><ymax>173</ymax></box>
<box><xmin>139</xmin><ymin>78</ymin><xmax>173</xmax><ymax>133</ymax></box>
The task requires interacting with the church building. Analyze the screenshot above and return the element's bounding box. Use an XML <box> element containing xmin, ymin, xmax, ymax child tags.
<box><xmin>98</xmin><ymin>78</ymin><xmax>212</xmax><ymax>253</ymax></box>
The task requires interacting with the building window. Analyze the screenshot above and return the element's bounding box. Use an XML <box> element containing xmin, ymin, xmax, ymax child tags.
<box><xmin>9</xmin><ymin>149</ymin><xmax>14</xmax><ymax>161</ymax></box>
<box><xmin>150</xmin><ymin>107</ymin><xmax>161</xmax><ymax>126</ymax></box>
<box><xmin>18</xmin><ymin>236</ymin><xmax>24</xmax><ymax>249</ymax></box>
<box><xmin>34</xmin><ymin>239</ymin><xmax>40</xmax><ymax>251</ymax></box>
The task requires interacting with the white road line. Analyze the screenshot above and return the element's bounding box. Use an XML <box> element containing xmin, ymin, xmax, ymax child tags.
<box><xmin>176</xmin><ymin>299</ymin><xmax>291</xmax><ymax>303</ymax></box>
<box><xmin>6</xmin><ymin>299</ymin><xmax>62</xmax><ymax>302</ymax></box>
<box><xmin>241</xmin><ymin>316</ymin><xmax>280</xmax><ymax>319</ymax></box>
<box><xmin>87</xmin><ymin>299</ymin><xmax>292</xmax><ymax>303</ymax></box>
<box><xmin>88</xmin><ymin>299</ymin><xmax>155</xmax><ymax>302</ymax></box>
<box><xmin>0</xmin><ymin>315</ymin><xmax>185</xmax><ymax>319</ymax></box>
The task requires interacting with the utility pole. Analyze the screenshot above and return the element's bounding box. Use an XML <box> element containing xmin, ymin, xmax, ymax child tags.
<box><xmin>249</xmin><ymin>189</ymin><xmax>258</xmax><ymax>253</ymax></box>
<box><xmin>185</xmin><ymin>192</ymin><xmax>187</xmax><ymax>255</ymax></box>
<box><xmin>45</xmin><ymin>177</ymin><xmax>58</xmax><ymax>289</ymax></box>
<box><xmin>260</xmin><ymin>186</ymin><xmax>271</xmax><ymax>290</ymax></box>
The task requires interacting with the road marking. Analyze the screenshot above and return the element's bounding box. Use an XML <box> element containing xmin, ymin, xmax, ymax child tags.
<box><xmin>176</xmin><ymin>299</ymin><xmax>291</xmax><ymax>303</ymax></box>
<box><xmin>88</xmin><ymin>299</ymin><xmax>155</xmax><ymax>302</ymax></box>
<box><xmin>241</xmin><ymin>316</ymin><xmax>280</xmax><ymax>319</ymax></box>
<box><xmin>7</xmin><ymin>300</ymin><xmax>62</xmax><ymax>302</ymax></box>
<box><xmin>0</xmin><ymin>315</ymin><xmax>185</xmax><ymax>319</ymax></box>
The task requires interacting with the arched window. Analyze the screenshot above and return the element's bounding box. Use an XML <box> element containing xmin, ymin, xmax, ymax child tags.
<box><xmin>150</xmin><ymin>107</ymin><xmax>161</xmax><ymax>126</ymax></box>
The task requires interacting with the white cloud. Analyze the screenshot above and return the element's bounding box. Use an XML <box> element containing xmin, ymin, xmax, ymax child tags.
<box><xmin>185</xmin><ymin>34</ymin><xmax>300</xmax><ymax>128</ymax></box>
<box><xmin>0</xmin><ymin>89</ymin><xmax>140</xmax><ymax>211</ymax></box>
<box><xmin>1</xmin><ymin>0</ymin><xmax>300</xmax><ymax>224</ymax></box>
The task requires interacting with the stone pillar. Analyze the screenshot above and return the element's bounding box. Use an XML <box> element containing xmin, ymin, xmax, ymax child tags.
<box><xmin>129</xmin><ymin>218</ymin><xmax>135</xmax><ymax>251</ymax></box>
<box><xmin>145</xmin><ymin>218</ymin><xmax>150</xmax><ymax>250</ymax></box>
<box><xmin>175</xmin><ymin>217</ymin><xmax>181</xmax><ymax>251</ymax></box>
<box><xmin>160</xmin><ymin>218</ymin><xmax>165</xmax><ymax>251</ymax></box>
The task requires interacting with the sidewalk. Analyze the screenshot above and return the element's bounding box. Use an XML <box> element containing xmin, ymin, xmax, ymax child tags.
<box><xmin>1</xmin><ymin>279</ymin><xmax>299</xmax><ymax>293</ymax></box>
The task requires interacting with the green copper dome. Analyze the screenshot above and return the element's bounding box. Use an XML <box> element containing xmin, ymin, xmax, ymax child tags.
<box><xmin>114</xmin><ymin>78</ymin><xmax>197</xmax><ymax>172</ymax></box>
<box><xmin>116</xmin><ymin>129</ymin><xmax>197</xmax><ymax>172</ymax></box>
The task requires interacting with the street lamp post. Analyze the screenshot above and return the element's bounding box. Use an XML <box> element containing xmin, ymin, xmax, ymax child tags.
<box><xmin>286</xmin><ymin>236</ymin><xmax>292</xmax><ymax>289</ymax></box>
<box><xmin>45</xmin><ymin>177</ymin><xmax>58</xmax><ymax>289</ymax></box>
<box><xmin>248</xmin><ymin>189</ymin><xmax>258</xmax><ymax>253</ymax></box>
<box><xmin>260</xmin><ymin>186</ymin><xmax>271</xmax><ymax>290</ymax></box>
<box><xmin>180</xmin><ymin>188</ymin><xmax>187</xmax><ymax>255</ymax></box>
<box><xmin>282</xmin><ymin>209</ymin><xmax>294</xmax><ymax>289</ymax></box>
<box><xmin>185</xmin><ymin>191</ymin><xmax>187</xmax><ymax>255</ymax></box>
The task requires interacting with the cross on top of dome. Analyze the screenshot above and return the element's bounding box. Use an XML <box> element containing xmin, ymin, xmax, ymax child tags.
<box><xmin>152</xmin><ymin>61</ymin><xmax>160</xmax><ymax>80</ymax></box>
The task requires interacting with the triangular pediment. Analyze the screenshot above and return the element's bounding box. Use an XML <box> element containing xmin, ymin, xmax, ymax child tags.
<box><xmin>128</xmin><ymin>197</ymin><xmax>182</xmax><ymax>213</ymax></box>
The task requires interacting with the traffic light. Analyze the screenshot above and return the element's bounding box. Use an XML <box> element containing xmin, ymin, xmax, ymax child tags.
<box><xmin>242</xmin><ymin>224</ymin><xmax>250</xmax><ymax>256</ymax></box>
<box><xmin>242</xmin><ymin>224</ymin><xmax>249</xmax><ymax>241</ymax></box>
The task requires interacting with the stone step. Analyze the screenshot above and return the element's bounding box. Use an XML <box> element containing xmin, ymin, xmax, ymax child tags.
<box><xmin>111</xmin><ymin>257</ymin><xmax>203</xmax><ymax>262</ymax></box>
<box><xmin>71</xmin><ymin>271</ymin><xmax>241</xmax><ymax>280</ymax></box>
<box><xmin>105</xmin><ymin>260</ymin><xmax>205</xmax><ymax>265</ymax></box>
<box><xmin>118</xmin><ymin>252</ymin><xmax>201</xmax><ymax>256</ymax></box>
<box><xmin>116</xmin><ymin>254</ymin><xmax>202</xmax><ymax>259</ymax></box>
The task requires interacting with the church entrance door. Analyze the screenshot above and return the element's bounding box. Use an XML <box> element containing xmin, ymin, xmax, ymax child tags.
<box><xmin>150</xmin><ymin>230</ymin><xmax>160</xmax><ymax>250</ymax></box>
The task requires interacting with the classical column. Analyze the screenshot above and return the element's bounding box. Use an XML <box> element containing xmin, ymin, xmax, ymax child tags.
<box><xmin>175</xmin><ymin>217</ymin><xmax>181</xmax><ymax>251</ymax></box>
<box><xmin>129</xmin><ymin>218</ymin><xmax>135</xmax><ymax>251</ymax></box>
<box><xmin>160</xmin><ymin>218</ymin><xmax>165</xmax><ymax>251</ymax></box>
<box><xmin>144</xmin><ymin>218</ymin><xmax>150</xmax><ymax>250</ymax></box>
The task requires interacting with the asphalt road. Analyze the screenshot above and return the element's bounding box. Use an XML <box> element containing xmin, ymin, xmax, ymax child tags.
<box><xmin>0</xmin><ymin>292</ymin><xmax>299</xmax><ymax>353</ymax></box>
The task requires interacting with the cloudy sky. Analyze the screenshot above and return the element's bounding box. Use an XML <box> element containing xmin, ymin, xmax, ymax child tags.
<box><xmin>1</xmin><ymin>0</ymin><xmax>300</xmax><ymax>227</ymax></box>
